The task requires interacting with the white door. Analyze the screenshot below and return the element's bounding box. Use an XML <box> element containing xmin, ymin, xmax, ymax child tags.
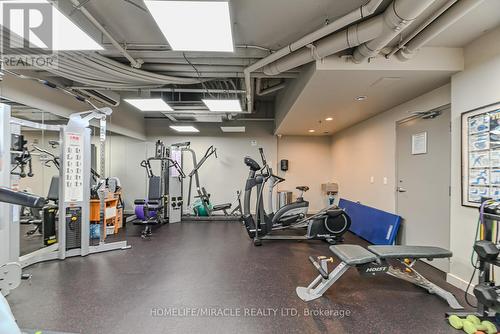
<box><xmin>396</xmin><ymin>107</ymin><xmax>451</xmax><ymax>271</ymax></box>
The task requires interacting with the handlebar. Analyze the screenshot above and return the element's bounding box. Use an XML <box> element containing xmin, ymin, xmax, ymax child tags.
<box><xmin>258</xmin><ymin>147</ymin><xmax>266</xmax><ymax>165</ymax></box>
<box><xmin>32</xmin><ymin>145</ymin><xmax>60</xmax><ymax>169</ymax></box>
<box><xmin>258</xmin><ymin>148</ymin><xmax>271</xmax><ymax>178</ymax></box>
<box><xmin>140</xmin><ymin>157</ymin><xmax>186</xmax><ymax>178</ymax></box>
<box><xmin>188</xmin><ymin>146</ymin><xmax>217</xmax><ymax>178</ymax></box>
<box><xmin>271</xmin><ymin>174</ymin><xmax>285</xmax><ymax>183</ymax></box>
<box><xmin>169</xmin><ymin>159</ymin><xmax>186</xmax><ymax>178</ymax></box>
<box><xmin>32</xmin><ymin>145</ymin><xmax>56</xmax><ymax>158</ymax></box>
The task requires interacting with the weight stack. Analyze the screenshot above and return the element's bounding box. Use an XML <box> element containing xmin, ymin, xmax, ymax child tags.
<box><xmin>65</xmin><ymin>207</ymin><xmax>82</xmax><ymax>250</ymax></box>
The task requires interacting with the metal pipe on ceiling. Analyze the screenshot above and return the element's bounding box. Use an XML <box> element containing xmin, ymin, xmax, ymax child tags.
<box><xmin>395</xmin><ymin>0</ymin><xmax>485</xmax><ymax>61</ymax></box>
<box><xmin>243</xmin><ymin>0</ymin><xmax>385</xmax><ymax>113</ymax></box>
<box><xmin>352</xmin><ymin>0</ymin><xmax>437</xmax><ymax>63</ymax></box>
<box><xmin>71</xmin><ymin>87</ymin><xmax>247</xmax><ymax>94</ymax></box>
<box><xmin>99</xmin><ymin>43</ymin><xmax>273</xmax><ymax>53</ymax></box>
<box><xmin>255</xmin><ymin>78</ymin><xmax>286</xmax><ymax>96</ymax></box>
<box><xmin>4</xmin><ymin>29</ymin><xmax>206</xmax><ymax>88</ymax></box>
<box><xmin>140</xmin><ymin>64</ymin><xmax>249</xmax><ymax>73</ymax></box>
<box><xmin>98</xmin><ymin>48</ymin><xmax>269</xmax><ymax>60</ymax></box>
<box><xmin>153</xmin><ymin>72</ymin><xmax>299</xmax><ymax>79</ymax></box>
<box><xmin>262</xmin><ymin>15</ymin><xmax>384</xmax><ymax>75</ymax></box>
<box><xmin>68</xmin><ymin>0</ymin><xmax>143</xmax><ymax>68</ymax></box>
<box><xmin>79</xmin><ymin>52</ymin><xmax>202</xmax><ymax>84</ymax></box>
<box><xmin>48</xmin><ymin>52</ymin><xmax>204</xmax><ymax>88</ymax></box>
<box><xmin>260</xmin><ymin>0</ymin><xmax>439</xmax><ymax>71</ymax></box>
<box><xmin>122</xmin><ymin>58</ymin><xmax>257</xmax><ymax>66</ymax></box>
<box><xmin>386</xmin><ymin>0</ymin><xmax>458</xmax><ymax>59</ymax></box>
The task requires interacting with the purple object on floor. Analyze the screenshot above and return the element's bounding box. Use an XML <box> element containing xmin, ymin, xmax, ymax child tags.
<box><xmin>135</xmin><ymin>204</ymin><xmax>145</xmax><ymax>220</ymax></box>
<box><xmin>135</xmin><ymin>203</ymin><xmax>159</xmax><ymax>221</ymax></box>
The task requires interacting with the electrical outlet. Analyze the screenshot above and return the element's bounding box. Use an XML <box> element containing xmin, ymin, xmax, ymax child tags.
<box><xmin>383</xmin><ymin>177</ymin><xmax>388</xmax><ymax>185</ymax></box>
<box><xmin>370</xmin><ymin>176</ymin><xmax>374</xmax><ymax>184</ymax></box>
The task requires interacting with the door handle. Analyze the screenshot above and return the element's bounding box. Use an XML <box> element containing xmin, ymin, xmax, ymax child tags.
<box><xmin>397</xmin><ymin>187</ymin><xmax>407</xmax><ymax>193</ymax></box>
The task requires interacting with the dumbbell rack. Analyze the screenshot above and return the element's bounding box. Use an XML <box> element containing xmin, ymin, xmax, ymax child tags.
<box><xmin>447</xmin><ymin>205</ymin><xmax>500</xmax><ymax>320</ymax></box>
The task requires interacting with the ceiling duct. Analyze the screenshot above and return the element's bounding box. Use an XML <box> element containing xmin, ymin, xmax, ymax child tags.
<box><xmin>352</xmin><ymin>0</ymin><xmax>437</xmax><ymax>63</ymax></box>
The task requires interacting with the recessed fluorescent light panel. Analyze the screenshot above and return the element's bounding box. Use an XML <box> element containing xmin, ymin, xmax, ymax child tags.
<box><xmin>170</xmin><ymin>126</ymin><xmax>200</xmax><ymax>133</ymax></box>
<box><xmin>144</xmin><ymin>1</ymin><xmax>234</xmax><ymax>52</ymax></box>
<box><xmin>221</xmin><ymin>126</ymin><xmax>246</xmax><ymax>133</ymax></box>
<box><xmin>124</xmin><ymin>99</ymin><xmax>173</xmax><ymax>111</ymax></box>
<box><xmin>0</xmin><ymin>0</ymin><xmax>103</xmax><ymax>50</ymax></box>
<box><xmin>203</xmin><ymin>99</ymin><xmax>242</xmax><ymax>112</ymax></box>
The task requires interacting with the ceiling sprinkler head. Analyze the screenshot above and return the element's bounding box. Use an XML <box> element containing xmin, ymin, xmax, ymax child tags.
<box><xmin>355</xmin><ymin>95</ymin><xmax>367</xmax><ymax>101</ymax></box>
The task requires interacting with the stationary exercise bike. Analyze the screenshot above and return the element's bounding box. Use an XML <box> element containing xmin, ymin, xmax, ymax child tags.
<box><xmin>241</xmin><ymin>148</ymin><xmax>351</xmax><ymax>246</ymax></box>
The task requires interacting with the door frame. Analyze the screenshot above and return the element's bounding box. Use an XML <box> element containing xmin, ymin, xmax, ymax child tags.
<box><xmin>394</xmin><ymin>104</ymin><xmax>452</xmax><ymax>245</ymax></box>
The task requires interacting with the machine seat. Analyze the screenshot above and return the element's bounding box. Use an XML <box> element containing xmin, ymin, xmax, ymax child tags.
<box><xmin>296</xmin><ymin>186</ymin><xmax>309</xmax><ymax>192</ymax></box>
<box><xmin>329</xmin><ymin>245</ymin><xmax>377</xmax><ymax>265</ymax></box>
<box><xmin>368</xmin><ymin>245</ymin><xmax>452</xmax><ymax>259</ymax></box>
<box><xmin>213</xmin><ymin>203</ymin><xmax>232</xmax><ymax>211</ymax></box>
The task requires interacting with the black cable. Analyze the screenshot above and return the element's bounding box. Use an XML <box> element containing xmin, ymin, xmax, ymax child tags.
<box><xmin>465</xmin><ymin>263</ymin><xmax>478</xmax><ymax>308</ymax></box>
<box><xmin>182</xmin><ymin>53</ymin><xmax>215</xmax><ymax>98</ymax></box>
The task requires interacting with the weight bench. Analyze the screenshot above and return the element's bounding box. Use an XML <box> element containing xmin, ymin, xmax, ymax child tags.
<box><xmin>296</xmin><ymin>244</ymin><xmax>463</xmax><ymax>310</ymax></box>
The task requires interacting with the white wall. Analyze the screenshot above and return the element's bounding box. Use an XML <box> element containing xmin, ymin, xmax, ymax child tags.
<box><xmin>103</xmin><ymin>121</ymin><xmax>278</xmax><ymax>213</ymax></box>
<box><xmin>448</xmin><ymin>25</ymin><xmax>500</xmax><ymax>290</ymax></box>
<box><xmin>105</xmin><ymin>135</ymin><xmax>149</xmax><ymax>211</ymax></box>
<box><xmin>104</xmin><ymin>123</ymin><xmax>339</xmax><ymax>215</ymax></box>
<box><xmin>330</xmin><ymin>85</ymin><xmax>451</xmax><ymax>213</ymax></box>
<box><xmin>328</xmin><ymin>25</ymin><xmax>500</xmax><ymax>291</ymax></box>
<box><xmin>277</xmin><ymin>136</ymin><xmax>333</xmax><ymax>212</ymax></box>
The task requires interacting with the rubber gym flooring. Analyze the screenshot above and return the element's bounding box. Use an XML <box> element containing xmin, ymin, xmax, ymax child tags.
<box><xmin>8</xmin><ymin>222</ymin><xmax>473</xmax><ymax>334</ymax></box>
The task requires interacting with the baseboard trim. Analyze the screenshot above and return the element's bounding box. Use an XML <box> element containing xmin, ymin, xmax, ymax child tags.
<box><xmin>447</xmin><ymin>273</ymin><xmax>474</xmax><ymax>295</ymax></box>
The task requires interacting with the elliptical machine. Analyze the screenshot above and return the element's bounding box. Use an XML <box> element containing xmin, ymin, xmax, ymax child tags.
<box><xmin>266</xmin><ymin>171</ymin><xmax>309</xmax><ymax>227</ymax></box>
<box><xmin>241</xmin><ymin>148</ymin><xmax>351</xmax><ymax>246</ymax></box>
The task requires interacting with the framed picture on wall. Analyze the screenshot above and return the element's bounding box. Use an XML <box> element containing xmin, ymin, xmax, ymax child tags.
<box><xmin>462</xmin><ymin>104</ymin><xmax>500</xmax><ymax>207</ymax></box>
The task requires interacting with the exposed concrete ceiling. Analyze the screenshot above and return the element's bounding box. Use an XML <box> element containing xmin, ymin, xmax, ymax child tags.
<box><xmin>81</xmin><ymin>0</ymin><xmax>500</xmax><ymax>51</ymax></box>
<box><xmin>3</xmin><ymin>0</ymin><xmax>500</xmax><ymax>134</ymax></box>
<box><xmin>84</xmin><ymin>0</ymin><xmax>369</xmax><ymax>50</ymax></box>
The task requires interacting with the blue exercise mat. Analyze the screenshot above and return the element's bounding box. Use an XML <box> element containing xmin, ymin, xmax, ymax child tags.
<box><xmin>339</xmin><ymin>199</ymin><xmax>401</xmax><ymax>245</ymax></box>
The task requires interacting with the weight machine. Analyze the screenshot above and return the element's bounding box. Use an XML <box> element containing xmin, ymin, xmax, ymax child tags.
<box><xmin>0</xmin><ymin>104</ymin><xmax>129</xmax><ymax>297</ymax></box>
<box><xmin>180</xmin><ymin>144</ymin><xmax>241</xmax><ymax>221</ymax></box>
<box><xmin>134</xmin><ymin>140</ymin><xmax>186</xmax><ymax>237</ymax></box>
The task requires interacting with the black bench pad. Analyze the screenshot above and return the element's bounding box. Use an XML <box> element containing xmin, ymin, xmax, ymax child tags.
<box><xmin>368</xmin><ymin>245</ymin><xmax>452</xmax><ymax>259</ymax></box>
<box><xmin>329</xmin><ymin>245</ymin><xmax>377</xmax><ymax>265</ymax></box>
